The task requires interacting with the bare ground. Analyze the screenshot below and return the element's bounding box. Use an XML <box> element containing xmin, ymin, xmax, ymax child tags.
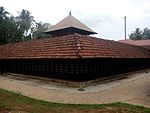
<box><xmin>0</xmin><ymin>69</ymin><xmax>150</xmax><ymax>108</ymax></box>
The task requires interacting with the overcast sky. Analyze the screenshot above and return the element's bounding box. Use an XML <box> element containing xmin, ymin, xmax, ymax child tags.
<box><xmin>1</xmin><ymin>0</ymin><xmax>150</xmax><ymax>40</ymax></box>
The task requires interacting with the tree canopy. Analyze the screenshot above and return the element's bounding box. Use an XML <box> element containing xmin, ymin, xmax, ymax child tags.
<box><xmin>0</xmin><ymin>6</ymin><xmax>50</xmax><ymax>45</ymax></box>
<box><xmin>129</xmin><ymin>28</ymin><xmax>150</xmax><ymax>40</ymax></box>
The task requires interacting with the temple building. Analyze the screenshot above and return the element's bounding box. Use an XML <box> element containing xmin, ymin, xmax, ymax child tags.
<box><xmin>0</xmin><ymin>13</ymin><xmax>150</xmax><ymax>82</ymax></box>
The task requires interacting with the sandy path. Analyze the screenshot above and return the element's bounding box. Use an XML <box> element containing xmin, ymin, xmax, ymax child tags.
<box><xmin>0</xmin><ymin>70</ymin><xmax>150</xmax><ymax>108</ymax></box>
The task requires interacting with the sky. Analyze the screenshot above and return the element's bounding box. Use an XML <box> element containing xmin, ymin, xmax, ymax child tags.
<box><xmin>1</xmin><ymin>0</ymin><xmax>150</xmax><ymax>40</ymax></box>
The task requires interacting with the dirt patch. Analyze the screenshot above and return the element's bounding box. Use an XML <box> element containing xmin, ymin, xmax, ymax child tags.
<box><xmin>0</xmin><ymin>107</ymin><xmax>137</xmax><ymax>113</ymax></box>
<box><xmin>0</xmin><ymin>109</ymin><xmax>28</xmax><ymax>113</ymax></box>
<box><xmin>0</xmin><ymin>95</ymin><xmax>10</xmax><ymax>101</ymax></box>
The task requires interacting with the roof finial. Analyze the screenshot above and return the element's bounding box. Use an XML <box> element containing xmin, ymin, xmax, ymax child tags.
<box><xmin>69</xmin><ymin>10</ymin><xmax>71</xmax><ymax>15</ymax></box>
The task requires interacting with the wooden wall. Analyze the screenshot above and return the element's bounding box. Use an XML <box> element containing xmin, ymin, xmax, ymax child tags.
<box><xmin>0</xmin><ymin>58</ymin><xmax>150</xmax><ymax>81</ymax></box>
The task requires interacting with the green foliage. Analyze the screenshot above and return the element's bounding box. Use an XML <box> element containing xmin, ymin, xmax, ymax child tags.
<box><xmin>142</xmin><ymin>28</ymin><xmax>150</xmax><ymax>40</ymax></box>
<box><xmin>0</xmin><ymin>7</ymin><xmax>9</xmax><ymax>44</ymax></box>
<box><xmin>129</xmin><ymin>28</ymin><xmax>150</xmax><ymax>40</ymax></box>
<box><xmin>0</xmin><ymin>6</ymin><xmax>49</xmax><ymax>45</ymax></box>
<box><xmin>17</xmin><ymin>9</ymin><xmax>35</xmax><ymax>40</ymax></box>
<box><xmin>32</xmin><ymin>22</ymin><xmax>50</xmax><ymax>39</ymax></box>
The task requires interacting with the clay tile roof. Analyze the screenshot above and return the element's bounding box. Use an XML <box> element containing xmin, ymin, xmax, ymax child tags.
<box><xmin>0</xmin><ymin>34</ymin><xmax>150</xmax><ymax>59</ymax></box>
<box><xmin>45</xmin><ymin>14</ymin><xmax>97</xmax><ymax>35</ymax></box>
<box><xmin>118</xmin><ymin>39</ymin><xmax>150</xmax><ymax>49</ymax></box>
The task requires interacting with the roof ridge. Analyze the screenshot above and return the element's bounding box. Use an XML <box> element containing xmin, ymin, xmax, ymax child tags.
<box><xmin>73</xmin><ymin>34</ymin><xmax>82</xmax><ymax>58</ymax></box>
<box><xmin>70</xmin><ymin>14</ymin><xmax>72</xmax><ymax>27</ymax></box>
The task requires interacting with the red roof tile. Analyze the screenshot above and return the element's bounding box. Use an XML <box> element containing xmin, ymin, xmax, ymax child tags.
<box><xmin>0</xmin><ymin>34</ymin><xmax>150</xmax><ymax>59</ymax></box>
<box><xmin>118</xmin><ymin>39</ymin><xmax>150</xmax><ymax>49</ymax></box>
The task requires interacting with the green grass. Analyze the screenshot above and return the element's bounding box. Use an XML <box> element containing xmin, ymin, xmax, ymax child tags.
<box><xmin>0</xmin><ymin>88</ymin><xmax>150</xmax><ymax>113</ymax></box>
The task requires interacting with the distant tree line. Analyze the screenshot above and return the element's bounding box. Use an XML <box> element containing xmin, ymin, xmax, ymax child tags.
<box><xmin>129</xmin><ymin>28</ymin><xmax>150</xmax><ymax>40</ymax></box>
<box><xmin>0</xmin><ymin>6</ymin><xmax>50</xmax><ymax>45</ymax></box>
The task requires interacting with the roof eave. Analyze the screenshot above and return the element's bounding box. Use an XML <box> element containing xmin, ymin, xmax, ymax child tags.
<box><xmin>44</xmin><ymin>27</ymin><xmax>97</xmax><ymax>35</ymax></box>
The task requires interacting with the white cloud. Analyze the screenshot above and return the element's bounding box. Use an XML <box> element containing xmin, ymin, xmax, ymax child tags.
<box><xmin>1</xmin><ymin>0</ymin><xmax>150</xmax><ymax>40</ymax></box>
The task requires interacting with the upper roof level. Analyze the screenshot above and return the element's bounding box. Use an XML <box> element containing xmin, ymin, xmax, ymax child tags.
<box><xmin>45</xmin><ymin>13</ymin><xmax>97</xmax><ymax>37</ymax></box>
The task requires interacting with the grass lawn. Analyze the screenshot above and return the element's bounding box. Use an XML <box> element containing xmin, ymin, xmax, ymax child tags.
<box><xmin>0</xmin><ymin>88</ymin><xmax>150</xmax><ymax>113</ymax></box>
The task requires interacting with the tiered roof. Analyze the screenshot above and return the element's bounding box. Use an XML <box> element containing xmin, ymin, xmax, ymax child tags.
<box><xmin>0</xmin><ymin>14</ymin><xmax>149</xmax><ymax>59</ymax></box>
<box><xmin>0</xmin><ymin>33</ymin><xmax>149</xmax><ymax>59</ymax></box>
<box><xmin>45</xmin><ymin>13</ymin><xmax>97</xmax><ymax>36</ymax></box>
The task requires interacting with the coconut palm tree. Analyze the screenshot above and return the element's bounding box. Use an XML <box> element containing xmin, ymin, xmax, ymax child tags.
<box><xmin>142</xmin><ymin>28</ymin><xmax>150</xmax><ymax>40</ymax></box>
<box><xmin>17</xmin><ymin>9</ymin><xmax>35</xmax><ymax>40</ymax></box>
<box><xmin>129</xmin><ymin>28</ymin><xmax>143</xmax><ymax>40</ymax></box>
<box><xmin>0</xmin><ymin>7</ymin><xmax>10</xmax><ymax>44</ymax></box>
<box><xmin>0</xmin><ymin>6</ymin><xmax>9</xmax><ymax>20</ymax></box>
